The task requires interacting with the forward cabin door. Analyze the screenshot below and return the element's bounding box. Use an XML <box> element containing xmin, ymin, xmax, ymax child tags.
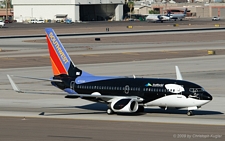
<box><xmin>70</xmin><ymin>81</ymin><xmax>75</xmax><ymax>90</ymax></box>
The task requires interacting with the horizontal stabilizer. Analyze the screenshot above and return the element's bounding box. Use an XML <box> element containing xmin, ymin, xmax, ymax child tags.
<box><xmin>175</xmin><ymin>66</ymin><xmax>183</xmax><ymax>80</ymax></box>
<box><xmin>7</xmin><ymin>75</ymin><xmax>23</xmax><ymax>93</ymax></box>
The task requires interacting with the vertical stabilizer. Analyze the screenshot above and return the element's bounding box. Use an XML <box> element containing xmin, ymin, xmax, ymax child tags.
<box><xmin>184</xmin><ymin>8</ymin><xmax>187</xmax><ymax>15</ymax></box>
<box><xmin>45</xmin><ymin>28</ymin><xmax>92</xmax><ymax>77</ymax></box>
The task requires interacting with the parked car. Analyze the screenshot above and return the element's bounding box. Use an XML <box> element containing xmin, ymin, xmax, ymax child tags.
<box><xmin>4</xmin><ymin>19</ymin><xmax>13</xmax><ymax>23</ymax></box>
<box><xmin>29</xmin><ymin>19</ymin><xmax>38</xmax><ymax>24</ymax></box>
<box><xmin>212</xmin><ymin>17</ymin><xmax>220</xmax><ymax>21</ymax></box>
<box><xmin>37</xmin><ymin>20</ymin><xmax>45</xmax><ymax>24</ymax></box>
<box><xmin>0</xmin><ymin>20</ymin><xmax>5</xmax><ymax>27</ymax></box>
<box><xmin>65</xmin><ymin>19</ymin><xmax>72</xmax><ymax>24</ymax></box>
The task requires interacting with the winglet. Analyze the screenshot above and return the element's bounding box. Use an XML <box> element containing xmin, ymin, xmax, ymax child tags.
<box><xmin>175</xmin><ymin>66</ymin><xmax>183</xmax><ymax>80</ymax></box>
<box><xmin>7</xmin><ymin>75</ymin><xmax>23</xmax><ymax>93</ymax></box>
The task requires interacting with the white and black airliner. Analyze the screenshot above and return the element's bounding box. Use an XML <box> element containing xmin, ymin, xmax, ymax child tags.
<box><xmin>7</xmin><ymin>28</ymin><xmax>213</xmax><ymax>116</ymax></box>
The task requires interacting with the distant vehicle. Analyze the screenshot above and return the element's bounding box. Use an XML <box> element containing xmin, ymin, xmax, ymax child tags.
<box><xmin>169</xmin><ymin>8</ymin><xmax>187</xmax><ymax>21</ymax></box>
<box><xmin>37</xmin><ymin>20</ymin><xmax>45</xmax><ymax>24</ymax></box>
<box><xmin>4</xmin><ymin>20</ymin><xmax>13</xmax><ymax>23</ymax></box>
<box><xmin>29</xmin><ymin>19</ymin><xmax>38</xmax><ymax>24</ymax></box>
<box><xmin>212</xmin><ymin>17</ymin><xmax>220</xmax><ymax>21</ymax></box>
<box><xmin>0</xmin><ymin>20</ymin><xmax>5</xmax><ymax>27</ymax></box>
<box><xmin>65</xmin><ymin>19</ymin><xmax>72</xmax><ymax>24</ymax></box>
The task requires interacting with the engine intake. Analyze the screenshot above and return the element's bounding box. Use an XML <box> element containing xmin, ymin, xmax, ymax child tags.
<box><xmin>110</xmin><ymin>98</ymin><xmax>139</xmax><ymax>113</ymax></box>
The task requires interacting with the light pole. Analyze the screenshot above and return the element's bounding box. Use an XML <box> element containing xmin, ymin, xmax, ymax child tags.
<box><xmin>203</xmin><ymin>7</ymin><xmax>204</xmax><ymax>18</ymax></box>
<box><xmin>6</xmin><ymin>0</ymin><xmax>8</xmax><ymax>20</ymax></box>
<box><xmin>31</xmin><ymin>8</ymin><xmax>33</xmax><ymax>18</ymax></box>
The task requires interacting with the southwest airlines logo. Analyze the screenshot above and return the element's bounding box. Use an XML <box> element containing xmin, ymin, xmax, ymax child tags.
<box><xmin>49</xmin><ymin>32</ymin><xmax>69</xmax><ymax>64</ymax></box>
<box><xmin>145</xmin><ymin>83</ymin><xmax>152</xmax><ymax>87</ymax></box>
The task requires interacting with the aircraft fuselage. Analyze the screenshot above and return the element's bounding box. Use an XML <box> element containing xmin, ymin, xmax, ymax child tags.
<box><xmin>53</xmin><ymin>76</ymin><xmax>212</xmax><ymax>108</ymax></box>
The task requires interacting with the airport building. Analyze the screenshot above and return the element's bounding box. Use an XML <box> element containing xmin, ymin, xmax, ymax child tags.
<box><xmin>151</xmin><ymin>3</ymin><xmax>225</xmax><ymax>18</ymax></box>
<box><xmin>12</xmin><ymin>0</ymin><xmax>124</xmax><ymax>22</ymax></box>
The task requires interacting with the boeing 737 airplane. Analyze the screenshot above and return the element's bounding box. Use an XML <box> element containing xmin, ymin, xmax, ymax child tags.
<box><xmin>146</xmin><ymin>14</ymin><xmax>170</xmax><ymax>23</ymax></box>
<box><xmin>169</xmin><ymin>8</ymin><xmax>187</xmax><ymax>21</ymax></box>
<box><xmin>7</xmin><ymin>28</ymin><xmax>212</xmax><ymax>116</ymax></box>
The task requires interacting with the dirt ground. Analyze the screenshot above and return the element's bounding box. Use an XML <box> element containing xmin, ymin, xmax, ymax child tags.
<box><xmin>0</xmin><ymin>49</ymin><xmax>224</xmax><ymax>68</ymax></box>
<box><xmin>1</xmin><ymin>22</ymin><xmax>225</xmax><ymax>68</ymax></box>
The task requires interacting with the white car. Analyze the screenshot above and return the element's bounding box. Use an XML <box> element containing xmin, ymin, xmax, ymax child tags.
<box><xmin>37</xmin><ymin>20</ymin><xmax>45</xmax><ymax>24</ymax></box>
<box><xmin>29</xmin><ymin>19</ymin><xmax>38</xmax><ymax>24</ymax></box>
<box><xmin>0</xmin><ymin>20</ymin><xmax>5</xmax><ymax>27</ymax></box>
<box><xmin>212</xmin><ymin>17</ymin><xmax>220</xmax><ymax>21</ymax></box>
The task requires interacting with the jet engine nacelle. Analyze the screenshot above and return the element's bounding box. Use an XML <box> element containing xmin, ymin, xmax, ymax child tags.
<box><xmin>110</xmin><ymin>98</ymin><xmax>139</xmax><ymax>113</ymax></box>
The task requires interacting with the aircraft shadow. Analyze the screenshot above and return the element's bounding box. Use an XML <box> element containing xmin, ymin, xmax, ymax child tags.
<box><xmin>144</xmin><ymin>108</ymin><xmax>224</xmax><ymax>116</ymax></box>
<box><xmin>44</xmin><ymin>103</ymin><xmax>107</xmax><ymax>110</ymax></box>
<box><xmin>43</xmin><ymin>103</ymin><xmax>223</xmax><ymax>116</ymax></box>
<box><xmin>44</xmin><ymin>111</ymin><xmax>106</xmax><ymax>116</ymax></box>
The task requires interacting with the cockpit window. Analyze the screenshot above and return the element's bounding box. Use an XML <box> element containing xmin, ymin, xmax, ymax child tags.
<box><xmin>189</xmin><ymin>88</ymin><xmax>205</xmax><ymax>92</ymax></box>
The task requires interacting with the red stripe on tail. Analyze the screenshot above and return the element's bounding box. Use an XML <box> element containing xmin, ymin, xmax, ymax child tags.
<box><xmin>46</xmin><ymin>35</ymin><xmax>68</xmax><ymax>75</ymax></box>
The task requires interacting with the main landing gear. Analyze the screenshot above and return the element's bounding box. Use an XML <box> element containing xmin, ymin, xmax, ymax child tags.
<box><xmin>106</xmin><ymin>105</ymin><xmax>145</xmax><ymax>115</ymax></box>
<box><xmin>187</xmin><ymin>110</ymin><xmax>193</xmax><ymax>116</ymax></box>
<box><xmin>106</xmin><ymin>108</ymin><xmax>114</xmax><ymax>115</ymax></box>
<box><xmin>136</xmin><ymin>105</ymin><xmax>144</xmax><ymax>113</ymax></box>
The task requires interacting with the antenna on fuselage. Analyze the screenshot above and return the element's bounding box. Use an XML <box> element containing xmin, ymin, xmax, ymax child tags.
<box><xmin>175</xmin><ymin>66</ymin><xmax>183</xmax><ymax>80</ymax></box>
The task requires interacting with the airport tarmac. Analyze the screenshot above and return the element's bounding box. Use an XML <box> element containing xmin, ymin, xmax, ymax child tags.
<box><xmin>0</xmin><ymin>55</ymin><xmax>225</xmax><ymax>120</ymax></box>
<box><xmin>0</xmin><ymin>56</ymin><xmax>225</xmax><ymax>140</ymax></box>
<box><xmin>0</xmin><ymin>26</ymin><xmax>224</xmax><ymax>140</ymax></box>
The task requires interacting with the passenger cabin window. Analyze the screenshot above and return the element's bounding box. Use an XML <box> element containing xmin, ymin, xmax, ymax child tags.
<box><xmin>189</xmin><ymin>88</ymin><xmax>204</xmax><ymax>92</ymax></box>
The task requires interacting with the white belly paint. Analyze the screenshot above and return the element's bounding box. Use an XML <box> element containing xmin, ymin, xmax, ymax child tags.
<box><xmin>146</xmin><ymin>95</ymin><xmax>210</xmax><ymax>108</ymax></box>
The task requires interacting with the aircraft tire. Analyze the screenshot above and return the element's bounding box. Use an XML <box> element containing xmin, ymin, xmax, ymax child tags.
<box><xmin>107</xmin><ymin>108</ymin><xmax>114</xmax><ymax>115</ymax></box>
<box><xmin>136</xmin><ymin>105</ymin><xmax>144</xmax><ymax>113</ymax></box>
<box><xmin>187</xmin><ymin>110</ymin><xmax>193</xmax><ymax>116</ymax></box>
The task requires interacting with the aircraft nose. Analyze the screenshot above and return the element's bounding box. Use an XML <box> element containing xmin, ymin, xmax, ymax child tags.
<box><xmin>201</xmin><ymin>92</ymin><xmax>213</xmax><ymax>101</ymax></box>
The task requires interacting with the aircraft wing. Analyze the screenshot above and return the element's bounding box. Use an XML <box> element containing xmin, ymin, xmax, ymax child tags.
<box><xmin>10</xmin><ymin>75</ymin><xmax>62</xmax><ymax>82</ymax></box>
<box><xmin>7</xmin><ymin>74</ymin><xmax>66</xmax><ymax>94</ymax></box>
<box><xmin>65</xmin><ymin>94</ymin><xmax>143</xmax><ymax>102</ymax></box>
<box><xmin>7</xmin><ymin>75</ymin><xmax>144</xmax><ymax>102</ymax></box>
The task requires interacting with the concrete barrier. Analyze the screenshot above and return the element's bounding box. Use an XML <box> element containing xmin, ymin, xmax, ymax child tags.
<box><xmin>208</xmin><ymin>50</ymin><xmax>215</xmax><ymax>55</ymax></box>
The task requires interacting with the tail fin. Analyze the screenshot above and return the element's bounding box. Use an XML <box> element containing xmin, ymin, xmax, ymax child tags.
<box><xmin>167</xmin><ymin>11</ymin><xmax>171</xmax><ymax>17</ymax></box>
<box><xmin>183</xmin><ymin>8</ymin><xmax>187</xmax><ymax>14</ymax></box>
<box><xmin>45</xmin><ymin>28</ymin><xmax>92</xmax><ymax>77</ymax></box>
